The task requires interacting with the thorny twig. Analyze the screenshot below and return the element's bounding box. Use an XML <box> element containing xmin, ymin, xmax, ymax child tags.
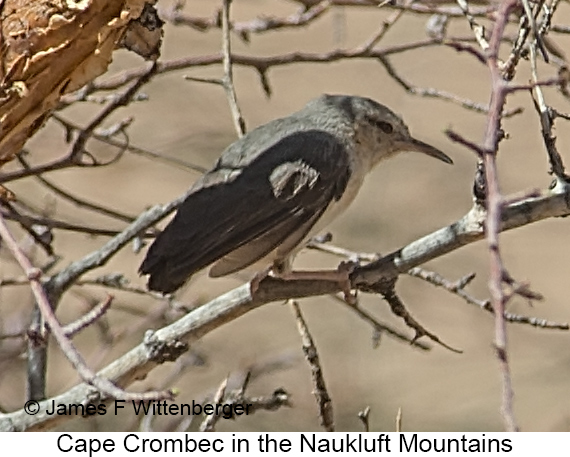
<box><xmin>0</xmin><ymin>212</ymin><xmax>172</xmax><ymax>402</ymax></box>
<box><xmin>163</xmin><ymin>0</ymin><xmax>331</xmax><ymax>40</ymax></box>
<box><xmin>62</xmin><ymin>295</ymin><xmax>114</xmax><ymax>339</ymax></box>
<box><xmin>16</xmin><ymin>155</ymin><xmax>138</xmax><ymax>225</ymax></box>
<box><xmin>408</xmin><ymin>268</ymin><xmax>568</xmax><ymax>329</ymax></box>
<box><xmin>291</xmin><ymin>300</ymin><xmax>334</xmax><ymax>431</ymax></box>
<box><xmin>221</xmin><ymin>0</ymin><xmax>246</xmax><ymax>137</ymax></box>
<box><xmin>199</xmin><ymin>377</ymin><xmax>228</xmax><ymax>432</ymax></box>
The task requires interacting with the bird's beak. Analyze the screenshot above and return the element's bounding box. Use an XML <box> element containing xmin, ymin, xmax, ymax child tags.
<box><xmin>397</xmin><ymin>137</ymin><xmax>453</xmax><ymax>164</ymax></box>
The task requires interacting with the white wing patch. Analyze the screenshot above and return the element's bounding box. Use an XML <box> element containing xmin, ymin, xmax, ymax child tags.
<box><xmin>269</xmin><ymin>160</ymin><xmax>319</xmax><ymax>201</ymax></box>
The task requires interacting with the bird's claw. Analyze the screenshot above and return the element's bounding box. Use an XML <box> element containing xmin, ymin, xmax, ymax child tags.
<box><xmin>250</xmin><ymin>265</ymin><xmax>272</xmax><ymax>296</ymax></box>
<box><xmin>337</xmin><ymin>260</ymin><xmax>358</xmax><ymax>305</ymax></box>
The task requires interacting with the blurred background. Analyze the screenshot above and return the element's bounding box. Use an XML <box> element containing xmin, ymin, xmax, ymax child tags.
<box><xmin>1</xmin><ymin>0</ymin><xmax>570</xmax><ymax>432</ymax></box>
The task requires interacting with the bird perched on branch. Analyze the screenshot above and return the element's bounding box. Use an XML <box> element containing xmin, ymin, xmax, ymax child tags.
<box><xmin>140</xmin><ymin>94</ymin><xmax>452</xmax><ymax>294</ymax></box>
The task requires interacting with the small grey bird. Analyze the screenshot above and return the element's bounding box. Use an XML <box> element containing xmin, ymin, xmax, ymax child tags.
<box><xmin>140</xmin><ymin>94</ymin><xmax>452</xmax><ymax>293</ymax></box>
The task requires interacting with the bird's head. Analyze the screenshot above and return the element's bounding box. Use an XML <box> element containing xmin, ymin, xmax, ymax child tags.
<box><xmin>323</xmin><ymin>95</ymin><xmax>453</xmax><ymax>167</ymax></box>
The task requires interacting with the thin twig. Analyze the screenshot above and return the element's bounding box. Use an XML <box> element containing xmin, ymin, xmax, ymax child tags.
<box><xmin>456</xmin><ymin>0</ymin><xmax>490</xmax><ymax>51</ymax></box>
<box><xmin>0</xmin><ymin>201</ymin><xmax>54</xmax><ymax>256</ymax></box>
<box><xmin>0</xmin><ymin>212</ymin><xmax>172</xmax><ymax>402</ymax></box>
<box><xmin>52</xmin><ymin>114</ymin><xmax>208</xmax><ymax>174</ymax></box>
<box><xmin>380</xmin><ymin>285</ymin><xmax>463</xmax><ymax>353</ymax></box>
<box><xmin>62</xmin><ymin>295</ymin><xmax>114</xmax><ymax>338</ymax></box>
<box><xmin>528</xmin><ymin>35</ymin><xmax>568</xmax><ymax>180</ymax></box>
<box><xmin>1</xmin><ymin>205</ymin><xmax>156</xmax><ymax>238</ymax></box>
<box><xmin>519</xmin><ymin>0</ymin><xmax>549</xmax><ymax>62</ymax></box>
<box><xmin>164</xmin><ymin>0</ymin><xmax>331</xmax><ymax>39</ymax></box>
<box><xmin>378</xmin><ymin>55</ymin><xmax>523</xmax><ymax>117</ymax></box>
<box><xmin>396</xmin><ymin>407</ymin><xmax>402</xmax><ymax>432</ymax></box>
<box><xmin>58</xmin><ymin>35</ymin><xmax>484</xmax><ymax>100</ymax></box>
<box><xmin>307</xmin><ymin>239</ymin><xmax>379</xmax><ymax>262</ymax></box>
<box><xmin>408</xmin><ymin>267</ymin><xmax>568</xmax><ymax>329</ymax></box>
<box><xmin>69</xmin><ymin>62</ymin><xmax>158</xmax><ymax>163</ymax></box>
<box><xmin>290</xmin><ymin>300</ymin><xmax>334</xmax><ymax>431</ymax></box>
<box><xmin>199</xmin><ymin>377</ymin><xmax>228</xmax><ymax>432</ymax></box>
<box><xmin>358</xmin><ymin>406</ymin><xmax>370</xmax><ymax>432</ymax></box>
<box><xmin>361</xmin><ymin>3</ymin><xmax>407</xmax><ymax>51</ymax></box>
<box><xmin>482</xmin><ymin>0</ymin><xmax>521</xmax><ymax>432</ymax></box>
<box><xmin>16</xmin><ymin>156</ymin><xmax>138</xmax><ymax>225</ymax></box>
<box><xmin>329</xmin><ymin>294</ymin><xmax>431</xmax><ymax>349</ymax></box>
<box><xmin>221</xmin><ymin>0</ymin><xmax>246</xmax><ymax>137</ymax></box>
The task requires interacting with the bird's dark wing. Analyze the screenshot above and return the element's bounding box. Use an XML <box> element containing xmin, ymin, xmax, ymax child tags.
<box><xmin>139</xmin><ymin>130</ymin><xmax>351</xmax><ymax>293</ymax></box>
<box><xmin>208</xmin><ymin>205</ymin><xmax>325</xmax><ymax>277</ymax></box>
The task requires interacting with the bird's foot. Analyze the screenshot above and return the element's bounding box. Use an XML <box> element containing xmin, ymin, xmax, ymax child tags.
<box><xmin>250</xmin><ymin>265</ymin><xmax>273</xmax><ymax>296</ymax></box>
<box><xmin>337</xmin><ymin>260</ymin><xmax>358</xmax><ymax>305</ymax></box>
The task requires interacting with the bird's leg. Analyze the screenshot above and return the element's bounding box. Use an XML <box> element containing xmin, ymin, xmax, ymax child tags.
<box><xmin>249</xmin><ymin>264</ymin><xmax>274</xmax><ymax>296</ymax></box>
<box><xmin>337</xmin><ymin>260</ymin><xmax>359</xmax><ymax>305</ymax></box>
<box><xmin>249</xmin><ymin>258</ymin><xmax>292</xmax><ymax>296</ymax></box>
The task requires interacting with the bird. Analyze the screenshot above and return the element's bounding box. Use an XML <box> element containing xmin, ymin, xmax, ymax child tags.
<box><xmin>139</xmin><ymin>94</ymin><xmax>452</xmax><ymax>294</ymax></box>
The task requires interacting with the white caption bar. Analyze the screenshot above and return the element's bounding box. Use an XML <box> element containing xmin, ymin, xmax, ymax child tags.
<box><xmin>3</xmin><ymin>432</ymin><xmax>569</xmax><ymax>456</ymax></box>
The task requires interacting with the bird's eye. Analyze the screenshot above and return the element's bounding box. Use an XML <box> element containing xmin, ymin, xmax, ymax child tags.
<box><xmin>365</xmin><ymin>115</ymin><xmax>394</xmax><ymax>134</ymax></box>
<box><xmin>376</xmin><ymin>121</ymin><xmax>393</xmax><ymax>134</ymax></box>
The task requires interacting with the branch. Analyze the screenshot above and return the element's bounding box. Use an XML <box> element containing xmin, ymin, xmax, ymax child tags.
<box><xmin>481</xmin><ymin>0</ymin><xmax>522</xmax><ymax>432</ymax></box>
<box><xmin>163</xmin><ymin>0</ymin><xmax>331</xmax><ymax>39</ymax></box>
<box><xmin>59</xmin><ymin>36</ymin><xmax>480</xmax><ymax>97</ymax></box>
<box><xmin>16</xmin><ymin>156</ymin><xmax>138</xmax><ymax>225</ymax></box>
<box><xmin>68</xmin><ymin>62</ymin><xmax>158</xmax><ymax>163</ymax></box>
<box><xmin>52</xmin><ymin>114</ymin><xmax>208</xmax><ymax>174</ymax></box>
<box><xmin>408</xmin><ymin>268</ymin><xmax>568</xmax><ymax>329</ymax></box>
<box><xmin>0</xmin><ymin>213</ymin><xmax>173</xmax><ymax>405</ymax></box>
<box><xmin>291</xmin><ymin>301</ymin><xmax>334</xmax><ymax>431</ymax></box>
<box><xmin>62</xmin><ymin>295</ymin><xmax>114</xmax><ymax>339</ymax></box>
<box><xmin>221</xmin><ymin>0</ymin><xmax>246</xmax><ymax>137</ymax></box>
<box><xmin>288</xmin><ymin>0</ymin><xmax>495</xmax><ymax>17</ymax></box>
<box><xmin>0</xmin><ymin>204</ymin><xmax>156</xmax><ymax>238</ymax></box>
<box><xmin>1</xmin><ymin>182</ymin><xmax>568</xmax><ymax>431</ymax></box>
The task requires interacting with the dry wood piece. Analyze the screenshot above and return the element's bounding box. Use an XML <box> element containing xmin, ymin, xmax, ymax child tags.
<box><xmin>0</xmin><ymin>0</ymin><xmax>162</xmax><ymax>164</ymax></box>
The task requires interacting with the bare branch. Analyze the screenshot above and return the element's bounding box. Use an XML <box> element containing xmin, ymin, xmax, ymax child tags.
<box><xmin>456</xmin><ymin>0</ymin><xmax>490</xmax><ymax>51</ymax></box>
<box><xmin>163</xmin><ymin>0</ymin><xmax>331</xmax><ymax>39</ymax></box>
<box><xmin>380</xmin><ymin>55</ymin><xmax>523</xmax><ymax>117</ymax></box>
<box><xmin>408</xmin><ymin>267</ymin><xmax>568</xmax><ymax>329</ymax></box>
<box><xmin>198</xmin><ymin>377</ymin><xmax>228</xmax><ymax>432</ymax></box>
<box><xmin>61</xmin><ymin>36</ymin><xmax>481</xmax><ymax>97</ymax></box>
<box><xmin>1</xmin><ymin>180</ymin><xmax>568</xmax><ymax>431</ymax></box>
<box><xmin>221</xmin><ymin>0</ymin><xmax>246</xmax><ymax>137</ymax></box>
<box><xmin>0</xmin><ymin>204</ymin><xmax>155</xmax><ymax>238</ymax></box>
<box><xmin>528</xmin><ymin>39</ymin><xmax>569</xmax><ymax>180</ymax></box>
<box><xmin>62</xmin><ymin>295</ymin><xmax>114</xmax><ymax>339</ymax></box>
<box><xmin>0</xmin><ymin>213</ymin><xmax>173</xmax><ymax>404</ymax></box>
<box><xmin>16</xmin><ymin>156</ymin><xmax>138</xmax><ymax>225</ymax></box>
<box><xmin>358</xmin><ymin>406</ymin><xmax>370</xmax><ymax>432</ymax></box>
<box><xmin>46</xmin><ymin>193</ymin><xmax>190</xmax><ymax>300</ymax></box>
<box><xmin>481</xmin><ymin>0</ymin><xmax>521</xmax><ymax>432</ymax></box>
<box><xmin>329</xmin><ymin>294</ymin><xmax>431</xmax><ymax>349</ymax></box>
<box><xmin>290</xmin><ymin>301</ymin><xmax>334</xmax><ymax>431</ymax></box>
<box><xmin>68</xmin><ymin>62</ymin><xmax>158</xmax><ymax>164</ymax></box>
<box><xmin>52</xmin><ymin>114</ymin><xmax>208</xmax><ymax>175</ymax></box>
